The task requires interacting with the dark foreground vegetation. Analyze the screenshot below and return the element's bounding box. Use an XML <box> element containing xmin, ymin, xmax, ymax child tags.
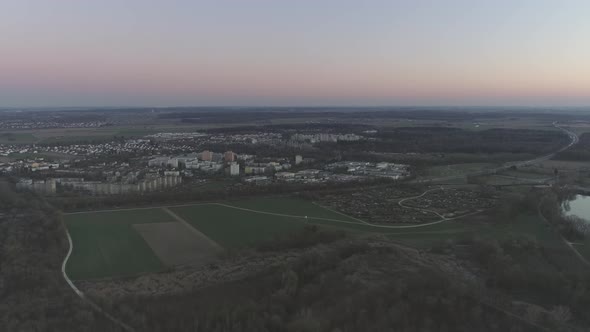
<box><xmin>3</xmin><ymin>174</ymin><xmax>590</xmax><ymax>331</ymax></box>
<box><xmin>0</xmin><ymin>181</ymin><xmax>119</xmax><ymax>331</ymax></box>
<box><xmin>95</xmin><ymin>228</ymin><xmax>590</xmax><ymax>332</ymax></box>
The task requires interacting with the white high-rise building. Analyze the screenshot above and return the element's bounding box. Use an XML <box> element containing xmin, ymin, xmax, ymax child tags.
<box><xmin>229</xmin><ymin>162</ymin><xmax>240</xmax><ymax>176</ymax></box>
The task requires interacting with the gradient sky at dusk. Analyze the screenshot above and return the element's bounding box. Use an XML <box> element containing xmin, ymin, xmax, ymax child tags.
<box><xmin>1</xmin><ymin>0</ymin><xmax>590</xmax><ymax>107</ymax></box>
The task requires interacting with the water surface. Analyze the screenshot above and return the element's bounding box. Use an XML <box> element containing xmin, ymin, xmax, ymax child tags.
<box><xmin>563</xmin><ymin>195</ymin><xmax>590</xmax><ymax>222</ymax></box>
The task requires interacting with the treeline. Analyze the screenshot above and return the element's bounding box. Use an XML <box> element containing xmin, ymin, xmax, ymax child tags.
<box><xmin>199</xmin><ymin>127</ymin><xmax>567</xmax><ymax>167</ymax></box>
<box><xmin>435</xmin><ymin>233</ymin><xmax>590</xmax><ymax>329</ymax></box>
<box><xmin>203</xmin><ymin>123</ymin><xmax>374</xmax><ymax>135</ymax></box>
<box><xmin>104</xmin><ymin>238</ymin><xmax>543</xmax><ymax>332</ymax></box>
<box><xmin>325</xmin><ymin>127</ymin><xmax>570</xmax><ymax>155</ymax></box>
<box><xmin>0</xmin><ymin>180</ymin><xmax>120</xmax><ymax>331</ymax></box>
<box><xmin>156</xmin><ymin>108</ymin><xmax>585</xmax><ymax>123</ymax></box>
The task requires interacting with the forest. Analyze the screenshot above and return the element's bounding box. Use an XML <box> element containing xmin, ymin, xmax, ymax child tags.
<box><xmin>0</xmin><ymin>181</ymin><xmax>119</xmax><ymax>332</ymax></box>
<box><xmin>95</xmin><ymin>224</ymin><xmax>589</xmax><ymax>332</ymax></box>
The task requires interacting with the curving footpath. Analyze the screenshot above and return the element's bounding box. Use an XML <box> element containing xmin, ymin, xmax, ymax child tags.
<box><xmin>62</xmin><ymin>224</ymin><xmax>136</xmax><ymax>331</ymax></box>
<box><xmin>398</xmin><ymin>187</ymin><xmax>447</xmax><ymax>219</ymax></box>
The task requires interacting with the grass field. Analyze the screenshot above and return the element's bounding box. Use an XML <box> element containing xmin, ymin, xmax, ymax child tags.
<box><xmin>385</xmin><ymin>214</ymin><xmax>565</xmax><ymax>249</ymax></box>
<box><xmin>65</xmin><ymin>198</ymin><xmax>371</xmax><ymax>279</ymax></box>
<box><xmin>422</xmin><ymin>163</ymin><xmax>497</xmax><ymax>178</ymax></box>
<box><xmin>40</xmin><ymin>135</ymin><xmax>116</xmax><ymax>144</ymax></box>
<box><xmin>227</xmin><ymin>198</ymin><xmax>363</xmax><ymax>223</ymax></box>
<box><xmin>169</xmin><ymin>198</ymin><xmax>367</xmax><ymax>248</ymax></box>
<box><xmin>0</xmin><ymin>132</ymin><xmax>37</xmax><ymax>143</ymax></box>
<box><xmin>170</xmin><ymin>204</ymin><xmax>309</xmax><ymax>248</ymax></box>
<box><xmin>497</xmin><ymin>169</ymin><xmax>551</xmax><ymax>179</ymax></box>
<box><xmin>64</xmin><ymin>208</ymin><xmax>171</xmax><ymax>279</ymax></box>
<box><xmin>65</xmin><ymin>197</ymin><xmax>576</xmax><ymax>280</ymax></box>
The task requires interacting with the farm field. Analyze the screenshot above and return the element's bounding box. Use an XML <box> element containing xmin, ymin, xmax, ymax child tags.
<box><xmin>65</xmin><ymin>197</ymin><xmax>422</xmax><ymax>279</ymax></box>
<box><xmin>40</xmin><ymin>135</ymin><xmax>116</xmax><ymax>144</ymax></box>
<box><xmin>422</xmin><ymin>163</ymin><xmax>497</xmax><ymax>178</ymax></box>
<box><xmin>169</xmin><ymin>198</ymin><xmax>367</xmax><ymax>248</ymax></box>
<box><xmin>0</xmin><ymin>132</ymin><xmax>37</xmax><ymax>143</ymax></box>
<box><xmin>170</xmin><ymin>204</ymin><xmax>309</xmax><ymax>248</ymax></box>
<box><xmin>386</xmin><ymin>214</ymin><xmax>565</xmax><ymax>249</ymax></box>
<box><xmin>497</xmin><ymin>169</ymin><xmax>551</xmax><ymax>179</ymax></box>
<box><xmin>64</xmin><ymin>197</ymin><xmax>571</xmax><ymax>280</ymax></box>
<box><xmin>65</xmin><ymin>198</ymin><xmax>371</xmax><ymax>279</ymax></box>
<box><xmin>227</xmin><ymin>198</ymin><xmax>363</xmax><ymax>223</ymax></box>
<box><xmin>64</xmin><ymin>208</ymin><xmax>171</xmax><ymax>280</ymax></box>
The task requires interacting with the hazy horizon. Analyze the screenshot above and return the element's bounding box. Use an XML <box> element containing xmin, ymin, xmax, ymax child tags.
<box><xmin>2</xmin><ymin>0</ymin><xmax>590</xmax><ymax>107</ymax></box>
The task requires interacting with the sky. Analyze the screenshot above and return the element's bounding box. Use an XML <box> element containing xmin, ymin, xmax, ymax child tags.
<box><xmin>1</xmin><ymin>0</ymin><xmax>590</xmax><ymax>107</ymax></box>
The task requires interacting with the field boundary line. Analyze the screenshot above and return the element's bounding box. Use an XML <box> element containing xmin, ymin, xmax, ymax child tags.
<box><xmin>65</xmin><ymin>200</ymin><xmax>482</xmax><ymax>230</ymax></box>
<box><xmin>311</xmin><ymin>202</ymin><xmax>373</xmax><ymax>225</ymax></box>
<box><xmin>64</xmin><ymin>203</ymin><xmax>213</xmax><ymax>215</ymax></box>
<box><xmin>162</xmin><ymin>207</ymin><xmax>223</xmax><ymax>251</ymax></box>
<box><xmin>213</xmin><ymin>202</ymin><xmax>479</xmax><ymax>229</ymax></box>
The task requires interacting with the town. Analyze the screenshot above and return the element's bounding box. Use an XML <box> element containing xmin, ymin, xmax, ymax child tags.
<box><xmin>2</xmin><ymin>130</ymin><xmax>410</xmax><ymax>196</ymax></box>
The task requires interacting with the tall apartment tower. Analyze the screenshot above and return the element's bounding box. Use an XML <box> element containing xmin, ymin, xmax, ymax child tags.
<box><xmin>224</xmin><ymin>151</ymin><xmax>236</xmax><ymax>162</ymax></box>
<box><xmin>200</xmin><ymin>150</ymin><xmax>213</xmax><ymax>161</ymax></box>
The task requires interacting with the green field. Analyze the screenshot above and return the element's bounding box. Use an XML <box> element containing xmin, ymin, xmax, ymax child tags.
<box><xmin>423</xmin><ymin>163</ymin><xmax>496</xmax><ymax>178</ymax></box>
<box><xmin>384</xmin><ymin>214</ymin><xmax>566</xmax><ymax>249</ymax></box>
<box><xmin>170</xmin><ymin>198</ymin><xmax>364</xmax><ymax>248</ymax></box>
<box><xmin>65</xmin><ymin>197</ymin><xmax>574</xmax><ymax>280</ymax></box>
<box><xmin>170</xmin><ymin>204</ymin><xmax>309</xmax><ymax>248</ymax></box>
<box><xmin>40</xmin><ymin>135</ymin><xmax>116</xmax><ymax>144</ymax></box>
<box><xmin>64</xmin><ymin>208</ymin><xmax>171</xmax><ymax>279</ymax></box>
<box><xmin>64</xmin><ymin>198</ymin><xmax>372</xmax><ymax>279</ymax></box>
<box><xmin>0</xmin><ymin>132</ymin><xmax>37</xmax><ymax>143</ymax></box>
<box><xmin>227</xmin><ymin>198</ymin><xmax>363</xmax><ymax>223</ymax></box>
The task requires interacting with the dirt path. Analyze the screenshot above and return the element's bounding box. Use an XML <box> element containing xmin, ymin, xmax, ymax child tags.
<box><xmin>398</xmin><ymin>187</ymin><xmax>447</xmax><ymax>219</ymax></box>
<box><xmin>61</xmin><ymin>224</ymin><xmax>135</xmax><ymax>331</ymax></box>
